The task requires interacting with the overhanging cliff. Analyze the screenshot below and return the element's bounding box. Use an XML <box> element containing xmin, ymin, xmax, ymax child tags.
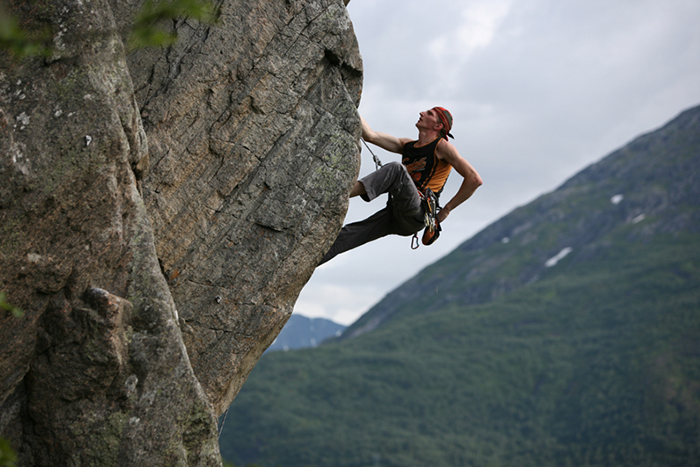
<box><xmin>0</xmin><ymin>0</ymin><xmax>361</xmax><ymax>464</ymax></box>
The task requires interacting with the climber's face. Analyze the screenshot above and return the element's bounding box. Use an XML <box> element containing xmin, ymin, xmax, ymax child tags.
<box><xmin>416</xmin><ymin>109</ymin><xmax>443</xmax><ymax>133</ymax></box>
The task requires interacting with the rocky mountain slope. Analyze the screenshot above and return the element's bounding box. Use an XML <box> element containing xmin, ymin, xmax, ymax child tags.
<box><xmin>0</xmin><ymin>0</ymin><xmax>360</xmax><ymax>465</ymax></box>
<box><xmin>219</xmin><ymin>105</ymin><xmax>700</xmax><ymax>466</ymax></box>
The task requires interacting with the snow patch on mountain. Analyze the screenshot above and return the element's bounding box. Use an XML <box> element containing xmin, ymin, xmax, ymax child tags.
<box><xmin>545</xmin><ymin>247</ymin><xmax>573</xmax><ymax>267</ymax></box>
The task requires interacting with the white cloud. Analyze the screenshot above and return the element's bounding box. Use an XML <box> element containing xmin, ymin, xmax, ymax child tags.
<box><xmin>294</xmin><ymin>280</ymin><xmax>385</xmax><ymax>326</ymax></box>
<box><xmin>427</xmin><ymin>1</ymin><xmax>514</xmax><ymax>88</ymax></box>
<box><xmin>440</xmin><ymin>1</ymin><xmax>512</xmax><ymax>58</ymax></box>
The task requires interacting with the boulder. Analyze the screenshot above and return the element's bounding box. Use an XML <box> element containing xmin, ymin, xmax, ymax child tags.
<box><xmin>0</xmin><ymin>0</ymin><xmax>361</xmax><ymax>464</ymax></box>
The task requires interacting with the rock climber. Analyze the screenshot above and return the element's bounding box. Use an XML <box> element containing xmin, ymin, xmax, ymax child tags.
<box><xmin>318</xmin><ymin>107</ymin><xmax>483</xmax><ymax>265</ymax></box>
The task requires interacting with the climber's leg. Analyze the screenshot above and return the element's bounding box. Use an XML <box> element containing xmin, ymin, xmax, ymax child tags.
<box><xmin>318</xmin><ymin>207</ymin><xmax>393</xmax><ymax>265</ymax></box>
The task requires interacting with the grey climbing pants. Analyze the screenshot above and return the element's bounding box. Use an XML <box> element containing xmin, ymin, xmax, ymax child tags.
<box><xmin>319</xmin><ymin>162</ymin><xmax>424</xmax><ymax>265</ymax></box>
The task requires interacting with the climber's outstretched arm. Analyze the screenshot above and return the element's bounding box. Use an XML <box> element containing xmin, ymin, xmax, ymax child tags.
<box><xmin>361</xmin><ymin>115</ymin><xmax>411</xmax><ymax>154</ymax></box>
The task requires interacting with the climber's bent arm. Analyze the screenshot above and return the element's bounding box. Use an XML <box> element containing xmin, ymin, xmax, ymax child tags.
<box><xmin>435</xmin><ymin>139</ymin><xmax>483</xmax><ymax>223</ymax></box>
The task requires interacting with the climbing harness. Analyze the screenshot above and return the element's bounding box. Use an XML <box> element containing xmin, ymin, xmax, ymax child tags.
<box><xmin>361</xmin><ymin>138</ymin><xmax>383</xmax><ymax>171</ymax></box>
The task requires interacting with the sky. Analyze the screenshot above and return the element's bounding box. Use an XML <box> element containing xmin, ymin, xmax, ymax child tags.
<box><xmin>295</xmin><ymin>0</ymin><xmax>700</xmax><ymax>326</ymax></box>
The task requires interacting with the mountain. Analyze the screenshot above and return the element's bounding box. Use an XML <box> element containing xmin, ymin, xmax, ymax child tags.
<box><xmin>218</xmin><ymin>105</ymin><xmax>700</xmax><ymax>467</ymax></box>
<box><xmin>266</xmin><ymin>315</ymin><xmax>346</xmax><ymax>353</ymax></box>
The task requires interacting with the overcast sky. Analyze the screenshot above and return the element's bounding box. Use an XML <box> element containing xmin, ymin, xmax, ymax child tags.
<box><xmin>295</xmin><ymin>0</ymin><xmax>700</xmax><ymax>325</ymax></box>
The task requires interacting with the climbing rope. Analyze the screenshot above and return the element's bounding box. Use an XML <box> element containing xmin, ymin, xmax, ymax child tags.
<box><xmin>218</xmin><ymin>407</ymin><xmax>230</xmax><ymax>439</ymax></box>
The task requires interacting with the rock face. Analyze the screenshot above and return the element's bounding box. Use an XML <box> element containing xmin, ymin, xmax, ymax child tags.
<box><xmin>0</xmin><ymin>0</ymin><xmax>361</xmax><ymax>464</ymax></box>
<box><xmin>128</xmin><ymin>0</ymin><xmax>362</xmax><ymax>414</ymax></box>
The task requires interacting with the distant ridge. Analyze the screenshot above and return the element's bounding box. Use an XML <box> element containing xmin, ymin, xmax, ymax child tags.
<box><xmin>266</xmin><ymin>315</ymin><xmax>346</xmax><ymax>353</ymax></box>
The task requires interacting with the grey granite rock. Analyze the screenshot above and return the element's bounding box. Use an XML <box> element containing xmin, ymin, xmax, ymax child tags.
<box><xmin>0</xmin><ymin>0</ymin><xmax>361</xmax><ymax>464</ymax></box>
<box><xmin>130</xmin><ymin>0</ymin><xmax>362</xmax><ymax>414</ymax></box>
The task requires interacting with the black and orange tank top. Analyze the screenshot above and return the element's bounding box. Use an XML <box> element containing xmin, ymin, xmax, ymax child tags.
<box><xmin>402</xmin><ymin>138</ymin><xmax>452</xmax><ymax>195</ymax></box>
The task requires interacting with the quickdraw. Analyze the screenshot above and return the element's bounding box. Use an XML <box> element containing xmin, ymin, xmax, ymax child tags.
<box><xmin>361</xmin><ymin>138</ymin><xmax>383</xmax><ymax>171</ymax></box>
<box><xmin>412</xmin><ymin>187</ymin><xmax>442</xmax><ymax>249</ymax></box>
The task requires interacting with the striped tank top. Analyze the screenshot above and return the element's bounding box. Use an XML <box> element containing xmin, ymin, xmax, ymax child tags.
<box><xmin>402</xmin><ymin>138</ymin><xmax>452</xmax><ymax>195</ymax></box>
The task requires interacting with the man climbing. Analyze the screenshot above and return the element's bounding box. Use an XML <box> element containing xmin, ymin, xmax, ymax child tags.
<box><xmin>318</xmin><ymin>107</ymin><xmax>483</xmax><ymax>265</ymax></box>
